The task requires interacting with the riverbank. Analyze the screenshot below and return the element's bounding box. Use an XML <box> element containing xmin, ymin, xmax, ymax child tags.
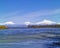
<box><xmin>0</xmin><ymin>25</ymin><xmax>8</xmax><ymax>29</ymax></box>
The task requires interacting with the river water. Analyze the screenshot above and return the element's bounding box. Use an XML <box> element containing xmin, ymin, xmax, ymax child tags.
<box><xmin>0</xmin><ymin>28</ymin><xmax>60</xmax><ymax>48</ymax></box>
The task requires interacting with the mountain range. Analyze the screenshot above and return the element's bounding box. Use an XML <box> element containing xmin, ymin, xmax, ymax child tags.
<box><xmin>0</xmin><ymin>19</ymin><xmax>60</xmax><ymax>27</ymax></box>
<box><xmin>24</xmin><ymin>19</ymin><xmax>60</xmax><ymax>25</ymax></box>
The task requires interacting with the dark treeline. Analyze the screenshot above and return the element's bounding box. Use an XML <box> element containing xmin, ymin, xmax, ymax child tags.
<box><xmin>28</xmin><ymin>25</ymin><xmax>60</xmax><ymax>28</ymax></box>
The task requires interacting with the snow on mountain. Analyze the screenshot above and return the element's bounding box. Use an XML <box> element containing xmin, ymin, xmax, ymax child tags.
<box><xmin>0</xmin><ymin>21</ymin><xmax>15</xmax><ymax>25</ymax></box>
<box><xmin>24</xmin><ymin>22</ymin><xmax>32</xmax><ymax>25</ymax></box>
<box><xmin>36</xmin><ymin>19</ymin><xmax>56</xmax><ymax>25</ymax></box>
<box><xmin>24</xmin><ymin>19</ymin><xmax>57</xmax><ymax>25</ymax></box>
<box><xmin>4</xmin><ymin>21</ymin><xmax>15</xmax><ymax>25</ymax></box>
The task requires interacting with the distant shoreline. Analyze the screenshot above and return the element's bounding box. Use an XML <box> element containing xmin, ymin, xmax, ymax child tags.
<box><xmin>28</xmin><ymin>24</ymin><xmax>60</xmax><ymax>28</ymax></box>
<box><xmin>0</xmin><ymin>24</ymin><xmax>60</xmax><ymax>29</ymax></box>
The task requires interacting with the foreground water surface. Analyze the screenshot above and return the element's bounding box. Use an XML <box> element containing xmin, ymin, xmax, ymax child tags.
<box><xmin>0</xmin><ymin>28</ymin><xmax>60</xmax><ymax>48</ymax></box>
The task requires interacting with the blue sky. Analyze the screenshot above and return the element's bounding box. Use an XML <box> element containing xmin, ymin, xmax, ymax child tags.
<box><xmin>0</xmin><ymin>0</ymin><xmax>60</xmax><ymax>24</ymax></box>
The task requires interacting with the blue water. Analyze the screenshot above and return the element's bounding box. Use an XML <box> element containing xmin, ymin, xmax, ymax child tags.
<box><xmin>0</xmin><ymin>28</ymin><xmax>60</xmax><ymax>48</ymax></box>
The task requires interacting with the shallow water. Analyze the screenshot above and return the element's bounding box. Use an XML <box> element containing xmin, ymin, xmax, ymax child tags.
<box><xmin>0</xmin><ymin>28</ymin><xmax>60</xmax><ymax>48</ymax></box>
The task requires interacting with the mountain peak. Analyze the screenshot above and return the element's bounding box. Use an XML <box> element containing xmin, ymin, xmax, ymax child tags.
<box><xmin>4</xmin><ymin>21</ymin><xmax>15</xmax><ymax>25</ymax></box>
<box><xmin>0</xmin><ymin>21</ymin><xmax>15</xmax><ymax>25</ymax></box>
<box><xmin>36</xmin><ymin>19</ymin><xmax>56</xmax><ymax>25</ymax></box>
<box><xmin>24</xmin><ymin>22</ymin><xmax>31</xmax><ymax>25</ymax></box>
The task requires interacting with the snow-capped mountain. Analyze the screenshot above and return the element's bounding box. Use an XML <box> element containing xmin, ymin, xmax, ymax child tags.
<box><xmin>0</xmin><ymin>19</ymin><xmax>60</xmax><ymax>26</ymax></box>
<box><xmin>4</xmin><ymin>21</ymin><xmax>15</xmax><ymax>25</ymax></box>
<box><xmin>36</xmin><ymin>19</ymin><xmax>56</xmax><ymax>25</ymax></box>
<box><xmin>0</xmin><ymin>21</ymin><xmax>15</xmax><ymax>25</ymax></box>
<box><xmin>24</xmin><ymin>19</ymin><xmax>57</xmax><ymax>25</ymax></box>
<box><xmin>24</xmin><ymin>22</ymin><xmax>33</xmax><ymax>25</ymax></box>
